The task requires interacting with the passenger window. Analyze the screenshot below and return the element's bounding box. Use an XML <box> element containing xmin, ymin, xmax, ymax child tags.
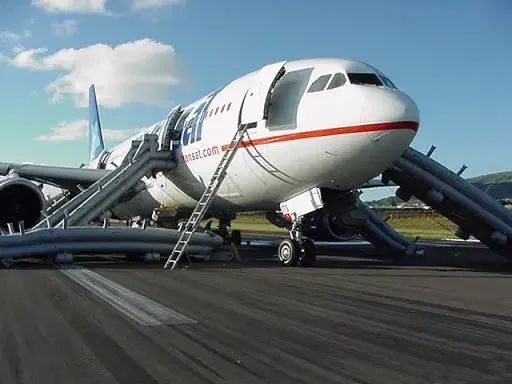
<box><xmin>221</xmin><ymin>105</ymin><xmax>225</xmax><ymax>113</ymax></box>
<box><xmin>327</xmin><ymin>73</ymin><xmax>346</xmax><ymax>90</ymax></box>
<box><xmin>227</xmin><ymin>102</ymin><xmax>231</xmax><ymax>111</ymax></box>
<box><xmin>215</xmin><ymin>107</ymin><xmax>219</xmax><ymax>115</ymax></box>
<box><xmin>209</xmin><ymin>110</ymin><xmax>213</xmax><ymax>117</ymax></box>
<box><xmin>308</xmin><ymin>75</ymin><xmax>332</xmax><ymax>93</ymax></box>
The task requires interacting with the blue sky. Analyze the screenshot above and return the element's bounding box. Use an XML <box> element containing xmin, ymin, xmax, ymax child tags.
<box><xmin>0</xmin><ymin>0</ymin><xmax>510</xmax><ymax>199</ymax></box>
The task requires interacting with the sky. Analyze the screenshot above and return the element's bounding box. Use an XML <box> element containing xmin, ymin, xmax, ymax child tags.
<box><xmin>0</xmin><ymin>0</ymin><xmax>510</xmax><ymax>200</ymax></box>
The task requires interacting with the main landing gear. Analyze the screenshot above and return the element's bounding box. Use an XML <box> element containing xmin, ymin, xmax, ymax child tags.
<box><xmin>207</xmin><ymin>214</ymin><xmax>242</xmax><ymax>247</ymax></box>
<box><xmin>277</xmin><ymin>219</ymin><xmax>316</xmax><ymax>267</ymax></box>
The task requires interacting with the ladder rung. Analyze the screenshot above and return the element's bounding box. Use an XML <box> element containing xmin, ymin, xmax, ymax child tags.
<box><xmin>164</xmin><ymin>124</ymin><xmax>248</xmax><ymax>270</ymax></box>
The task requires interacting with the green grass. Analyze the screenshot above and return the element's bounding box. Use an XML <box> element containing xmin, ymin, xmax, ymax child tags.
<box><xmin>203</xmin><ymin>215</ymin><xmax>286</xmax><ymax>233</ymax></box>
<box><xmin>204</xmin><ymin>213</ymin><xmax>460</xmax><ymax>239</ymax></box>
<box><xmin>387</xmin><ymin>216</ymin><xmax>458</xmax><ymax>240</ymax></box>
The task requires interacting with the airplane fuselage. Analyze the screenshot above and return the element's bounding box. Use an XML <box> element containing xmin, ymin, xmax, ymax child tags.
<box><xmin>100</xmin><ymin>58</ymin><xmax>419</xmax><ymax>219</ymax></box>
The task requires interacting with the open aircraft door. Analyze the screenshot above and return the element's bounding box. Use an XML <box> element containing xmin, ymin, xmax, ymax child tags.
<box><xmin>240</xmin><ymin>61</ymin><xmax>286</xmax><ymax>126</ymax></box>
<box><xmin>160</xmin><ymin>104</ymin><xmax>182</xmax><ymax>150</ymax></box>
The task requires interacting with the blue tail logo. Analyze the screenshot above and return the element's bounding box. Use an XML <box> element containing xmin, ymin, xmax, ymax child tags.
<box><xmin>88</xmin><ymin>84</ymin><xmax>105</xmax><ymax>161</ymax></box>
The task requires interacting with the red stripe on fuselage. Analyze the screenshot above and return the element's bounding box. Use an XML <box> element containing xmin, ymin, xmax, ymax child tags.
<box><xmin>240</xmin><ymin>121</ymin><xmax>419</xmax><ymax>148</ymax></box>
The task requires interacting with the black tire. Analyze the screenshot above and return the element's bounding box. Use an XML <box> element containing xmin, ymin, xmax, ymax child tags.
<box><xmin>299</xmin><ymin>238</ymin><xmax>316</xmax><ymax>267</ymax></box>
<box><xmin>278</xmin><ymin>239</ymin><xmax>299</xmax><ymax>266</ymax></box>
<box><xmin>230</xmin><ymin>229</ymin><xmax>242</xmax><ymax>247</ymax></box>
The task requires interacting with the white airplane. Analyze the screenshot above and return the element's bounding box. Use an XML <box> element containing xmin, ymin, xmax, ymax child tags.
<box><xmin>0</xmin><ymin>58</ymin><xmax>419</xmax><ymax>266</ymax></box>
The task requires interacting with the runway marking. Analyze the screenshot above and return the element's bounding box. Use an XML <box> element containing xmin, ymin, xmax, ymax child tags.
<box><xmin>60</xmin><ymin>267</ymin><xmax>197</xmax><ymax>327</ymax></box>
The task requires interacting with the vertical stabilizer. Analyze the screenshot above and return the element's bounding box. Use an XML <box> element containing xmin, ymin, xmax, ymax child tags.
<box><xmin>88</xmin><ymin>84</ymin><xmax>105</xmax><ymax>161</ymax></box>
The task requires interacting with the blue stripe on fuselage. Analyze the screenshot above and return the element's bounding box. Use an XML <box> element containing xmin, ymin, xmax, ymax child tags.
<box><xmin>182</xmin><ymin>87</ymin><xmax>223</xmax><ymax>147</ymax></box>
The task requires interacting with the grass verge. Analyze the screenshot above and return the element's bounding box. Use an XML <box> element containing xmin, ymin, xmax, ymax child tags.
<box><xmin>204</xmin><ymin>214</ymin><xmax>459</xmax><ymax>240</ymax></box>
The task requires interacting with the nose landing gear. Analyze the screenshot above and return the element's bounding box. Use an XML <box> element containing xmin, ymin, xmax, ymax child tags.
<box><xmin>299</xmin><ymin>238</ymin><xmax>316</xmax><ymax>267</ymax></box>
<box><xmin>278</xmin><ymin>239</ymin><xmax>299</xmax><ymax>266</ymax></box>
<box><xmin>277</xmin><ymin>219</ymin><xmax>317</xmax><ymax>267</ymax></box>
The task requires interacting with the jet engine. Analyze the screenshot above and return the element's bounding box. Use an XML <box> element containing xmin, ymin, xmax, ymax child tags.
<box><xmin>0</xmin><ymin>177</ymin><xmax>45</xmax><ymax>231</ymax></box>
<box><xmin>303</xmin><ymin>213</ymin><xmax>359</xmax><ymax>241</ymax></box>
<box><xmin>266</xmin><ymin>210</ymin><xmax>359</xmax><ymax>241</ymax></box>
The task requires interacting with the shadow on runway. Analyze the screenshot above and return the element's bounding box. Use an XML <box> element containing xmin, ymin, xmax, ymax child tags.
<box><xmin>4</xmin><ymin>240</ymin><xmax>512</xmax><ymax>275</ymax></box>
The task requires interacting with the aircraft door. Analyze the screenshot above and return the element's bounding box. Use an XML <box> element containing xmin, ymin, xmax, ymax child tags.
<box><xmin>240</xmin><ymin>61</ymin><xmax>287</xmax><ymax>126</ymax></box>
<box><xmin>160</xmin><ymin>104</ymin><xmax>182</xmax><ymax>150</ymax></box>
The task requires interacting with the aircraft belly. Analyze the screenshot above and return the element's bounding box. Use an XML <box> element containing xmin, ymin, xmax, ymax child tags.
<box><xmin>256</xmin><ymin>134</ymin><xmax>361</xmax><ymax>193</ymax></box>
<box><xmin>111</xmin><ymin>130</ymin><xmax>383</xmax><ymax>218</ymax></box>
<box><xmin>146</xmin><ymin>172</ymin><xmax>197</xmax><ymax>208</ymax></box>
<box><xmin>162</xmin><ymin>132</ymin><xmax>373</xmax><ymax>210</ymax></box>
<box><xmin>111</xmin><ymin>189</ymin><xmax>160</xmax><ymax>220</ymax></box>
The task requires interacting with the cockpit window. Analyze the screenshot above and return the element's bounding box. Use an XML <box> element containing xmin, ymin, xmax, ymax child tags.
<box><xmin>307</xmin><ymin>74</ymin><xmax>332</xmax><ymax>93</ymax></box>
<box><xmin>327</xmin><ymin>73</ymin><xmax>346</xmax><ymax>90</ymax></box>
<box><xmin>347</xmin><ymin>73</ymin><xmax>383</xmax><ymax>86</ymax></box>
<box><xmin>380</xmin><ymin>75</ymin><xmax>397</xmax><ymax>89</ymax></box>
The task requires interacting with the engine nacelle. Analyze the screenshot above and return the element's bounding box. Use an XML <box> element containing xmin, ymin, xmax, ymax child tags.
<box><xmin>303</xmin><ymin>213</ymin><xmax>359</xmax><ymax>241</ymax></box>
<box><xmin>322</xmin><ymin>213</ymin><xmax>359</xmax><ymax>241</ymax></box>
<box><xmin>0</xmin><ymin>177</ymin><xmax>46</xmax><ymax>231</ymax></box>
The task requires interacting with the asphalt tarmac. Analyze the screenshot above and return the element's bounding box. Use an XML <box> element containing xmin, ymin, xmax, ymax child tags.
<box><xmin>1</xmin><ymin>241</ymin><xmax>512</xmax><ymax>384</ymax></box>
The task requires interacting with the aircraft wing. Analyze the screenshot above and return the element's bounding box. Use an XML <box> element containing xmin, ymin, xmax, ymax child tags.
<box><xmin>0</xmin><ymin>162</ymin><xmax>109</xmax><ymax>192</ymax></box>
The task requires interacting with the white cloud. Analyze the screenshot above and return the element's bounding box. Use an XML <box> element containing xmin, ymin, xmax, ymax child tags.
<box><xmin>131</xmin><ymin>0</ymin><xmax>184</xmax><ymax>11</ymax></box>
<box><xmin>32</xmin><ymin>0</ymin><xmax>107</xmax><ymax>14</ymax></box>
<box><xmin>104</xmin><ymin>127</ymin><xmax>143</xmax><ymax>140</ymax></box>
<box><xmin>0</xmin><ymin>29</ymin><xmax>32</xmax><ymax>43</ymax></box>
<box><xmin>11</xmin><ymin>47</ymin><xmax>48</xmax><ymax>70</ymax></box>
<box><xmin>13</xmin><ymin>45</ymin><xmax>26</xmax><ymax>54</ymax></box>
<box><xmin>52</xmin><ymin>19</ymin><xmax>78</xmax><ymax>36</ymax></box>
<box><xmin>36</xmin><ymin>119</ymin><xmax>143</xmax><ymax>142</ymax></box>
<box><xmin>37</xmin><ymin>119</ymin><xmax>88</xmax><ymax>141</ymax></box>
<box><xmin>0</xmin><ymin>31</ymin><xmax>22</xmax><ymax>42</ymax></box>
<box><xmin>10</xmin><ymin>39</ymin><xmax>181</xmax><ymax>108</ymax></box>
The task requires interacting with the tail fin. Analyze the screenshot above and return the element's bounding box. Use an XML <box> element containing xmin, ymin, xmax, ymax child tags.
<box><xmin>88</xmin><ymin>84</ymin><xmax>105</xmax><ymax>161</ymax></box>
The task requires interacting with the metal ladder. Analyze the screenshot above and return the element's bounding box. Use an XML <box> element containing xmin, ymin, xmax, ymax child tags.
<box><xmin>164</xmin><ymin>124</ymin><xmax>249</xmax><ymax>270</ymax></box>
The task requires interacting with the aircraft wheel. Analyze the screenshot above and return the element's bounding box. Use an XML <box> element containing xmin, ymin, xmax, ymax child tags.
<box><xmin>299</xmin><ymin>239</ymin><xmax>316</xmax><ymax>267</ymax></box>
<box><xmin>278</xmin><ymin>239</ymin><xmax>299</xmax><ymax>266</ymax></box>
<box><xmin>230</xmin><ymin>229</ymin><xmax>242</xmax><ymax>247</ymax></box>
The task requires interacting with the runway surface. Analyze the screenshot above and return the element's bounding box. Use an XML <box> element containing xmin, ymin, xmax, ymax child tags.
<box><xmin>1</xmin><ymin>244</ymin><xmax>512</xmax><ymax>383</ymax></box>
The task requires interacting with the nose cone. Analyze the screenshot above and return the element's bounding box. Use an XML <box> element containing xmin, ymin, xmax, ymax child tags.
<box><xmin>343</xmin><ymin>88</ymin><xmax>420</xmax><ymax>187</ymax></box>
<box><xmin>363</xmin><ymin>87</ymin><xmax>420</xmax><ymax>126</ymax></box>
<box><xmin>393</xmin><ymin>91</ymin><xmax>420</xmax><ymax>125</ymax></box>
